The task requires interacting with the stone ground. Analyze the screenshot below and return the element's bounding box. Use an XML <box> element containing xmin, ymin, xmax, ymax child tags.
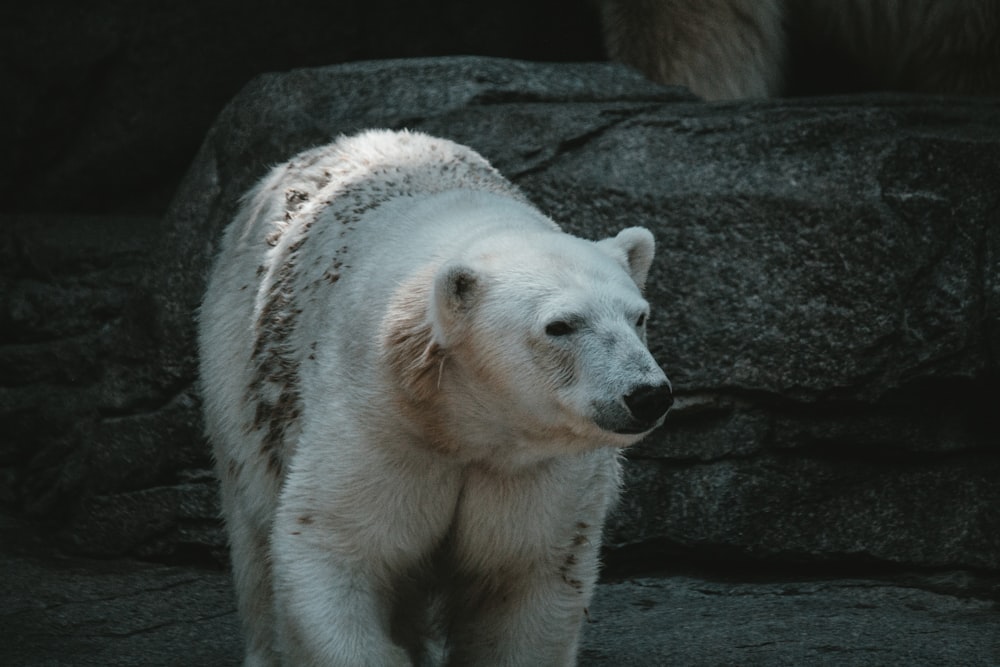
<box><xmin>4</xmin><ymin>518</ymin><xmax>998</xmax><ymax>667</ymax></box>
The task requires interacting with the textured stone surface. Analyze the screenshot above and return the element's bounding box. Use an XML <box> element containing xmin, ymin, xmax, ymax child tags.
<box><xmin>0</xmin><ymin>215</ymin><xmax>224</xmax><ymax>563</ymax></box>
<box><xmin>584</xmin><ymin>571</ymin><xmax>1000</xmax><ymax>666</ymax></box>
<box><xmin>156</xmin><ymin>56</ymin><xmax>999</xmax><ymax>570</ymax></box>
<box><xmin>1</xmin><ymin>522</ymin><xmax>239</xmax><ymax>667</ymax></box>
<box><xmin>3</xmin><ymin>527</ymin><xmax>998</xmax><ymax>667</ymax></box>
<box><xmin>1</xmin><ymin>57</ymin><xmax>998</xmax><ymax>576</ymax></box>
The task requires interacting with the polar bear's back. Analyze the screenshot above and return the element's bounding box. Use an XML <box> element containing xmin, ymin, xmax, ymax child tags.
<box><xmin>262</xmin><ymin>129</ymin><xmax>524</xmax><ymax>220</ymax></box>
<box><xmin>233</xmin><ymin>130</ymin><xmax>529</xmax><ymax>296</ymax></box>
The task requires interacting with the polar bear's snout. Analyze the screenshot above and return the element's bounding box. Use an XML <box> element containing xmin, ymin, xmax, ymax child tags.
<box><xmin>624</xmin><ymin>381</ymin><xmax>674</xmax><ymax>427</ymax></box>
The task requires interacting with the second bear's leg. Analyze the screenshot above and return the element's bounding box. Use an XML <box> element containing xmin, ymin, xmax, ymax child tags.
<box><xmin>600</xmin><ymin>0</ymin><xmax>787</xmax><ymax>99</ymax></box>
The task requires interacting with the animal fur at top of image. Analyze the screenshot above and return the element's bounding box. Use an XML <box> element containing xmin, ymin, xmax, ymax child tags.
<box><xmin>599</xmin><ymin>0</ymin><xmax>1000</xmax><ymax>99</ymax></box>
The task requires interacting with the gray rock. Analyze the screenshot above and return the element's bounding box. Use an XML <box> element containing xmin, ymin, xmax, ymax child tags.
<box><xmin>582</xmin><ymin>572</ymin><xmax>1000</xmax><ymax>666</ymax></box>
<box><xmin>3</xmin><ymin>526</ymin><xmax>998</xmax><ymax>666</ymax></box>
<box><xmin>610</xmin><ymin>455</ymin><xmax>1000</xmax><ymax>569</ymax></box>
<box><xmin>1</xmin><ymin>543</ymin><xmax>240</xmax><ymax>666</ymax></box>
<box><xmin>0</xmin><ymin>215</ymin><xmax>222</xmax><ymax>561</ymax></box>
<box><xmin>1</xmin><ymin>57</ymin><xmax>998</xmax><ymax>575</ymax></box>
<box><xmin>155</xmin><ymin>56</ymin><xmax>999</xmax><ymax>570</ymax></box>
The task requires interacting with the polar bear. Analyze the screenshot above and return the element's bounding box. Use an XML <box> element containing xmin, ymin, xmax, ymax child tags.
<box><xmin>198</xmin><ymin>130</ymin><xmax>673</xmax><ymax>666</ymax></box>
<box><xmin>599</xmin><ymin>0</ymin><xmax>1000</xmax><ymax>99</ymax></box>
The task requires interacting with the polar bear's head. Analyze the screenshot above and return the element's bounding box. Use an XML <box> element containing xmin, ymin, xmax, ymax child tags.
<box><xmin>399</xmin><ymin>226</ymin><xmax>671</xmax><ymax>462</ymax></box>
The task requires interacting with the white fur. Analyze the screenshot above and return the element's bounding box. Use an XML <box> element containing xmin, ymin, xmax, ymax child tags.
<box><xmin>198</xmin><ymin>130</ymin><xmax>671</xmax><ymax>666</ymax></box>
<box><xmin>600</xmin><ymin>0</ymin><xmax>999</xmax><ymax>99</ymax></box>
<box><xmin>600</xmin><ymin>0</ymin><xmax>786</xmax><ymax>99</ymax></box>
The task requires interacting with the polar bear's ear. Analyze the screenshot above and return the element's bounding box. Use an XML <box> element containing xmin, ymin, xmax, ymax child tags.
<box><xmin>597</xmin><ymin>227</ymin><xmax>656</xmax><ymax>289</ymax></box>
<box><xmin>430</xmin><ymin>264</ymin><xmax>481</xmax><ymax>346</ymax></box>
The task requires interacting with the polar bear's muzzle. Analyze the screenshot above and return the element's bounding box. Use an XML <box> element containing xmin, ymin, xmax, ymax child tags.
<box><xmin>591</xmin><ymin>379</ymin><xmax>673</xmax><ymax>436</ymax></box>
<box><xmin>615</xmin><ymin>381</ymin><xmax>674</xmax><ymax>434</ymax></box>
<box><xmin>624</xmin><ymin>381</ymin><xmax>674</xmax><ymax>426</ymax></box>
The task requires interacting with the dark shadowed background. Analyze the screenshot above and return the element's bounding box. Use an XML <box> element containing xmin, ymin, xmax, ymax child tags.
<box><xmin>1</xmin><ymin>0</ymin><xmax>603</xmax><ymax>216</ymax></box>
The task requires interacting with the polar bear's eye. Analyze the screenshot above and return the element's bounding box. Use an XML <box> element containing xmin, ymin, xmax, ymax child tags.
<box><xmin>635</xmin><ymin>313</ymin><xmax>646</xmax><ymax>327</ymax></box>
<box><xmin>545</xmin><ymin>320</ymin><xmax>575</xmax><ymax>337</ymax></box>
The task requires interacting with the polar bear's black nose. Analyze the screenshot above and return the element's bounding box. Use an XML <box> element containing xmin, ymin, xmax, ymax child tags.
<box><xmin>624</xmin><ymin>382</ymin><xmax>674</xmax><ymax>425</ymax></box>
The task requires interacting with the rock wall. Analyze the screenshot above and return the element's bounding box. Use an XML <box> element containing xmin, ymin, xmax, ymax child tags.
<box><xmin>2</xmin><ymin>57</ymin><xmax>998</xmax><ymax>573</ymax></box>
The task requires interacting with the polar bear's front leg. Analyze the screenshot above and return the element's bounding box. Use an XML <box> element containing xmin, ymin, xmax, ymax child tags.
<box><xmin>267</xmin><ymin>440</ymin><xmax>461</xmax><ymax>666</ymax></box>
<box><xmin>269</xmin><ymin>510</ymin><xmax>414</xmax><ymax>667</ymax></box>
<box><xmin>444</xmin><ymin>452</ymin><xmax>619</xmax><ymax>666</ymax></box>
<box><xmin>444</xmin><ymin>541</ymin><xmax>602</xmax><ymax>667</ymax></box>
<box><xmin>448</xmin><ymin>581</ymin><xmax>586</xmax><ymax>666</ymax></box>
